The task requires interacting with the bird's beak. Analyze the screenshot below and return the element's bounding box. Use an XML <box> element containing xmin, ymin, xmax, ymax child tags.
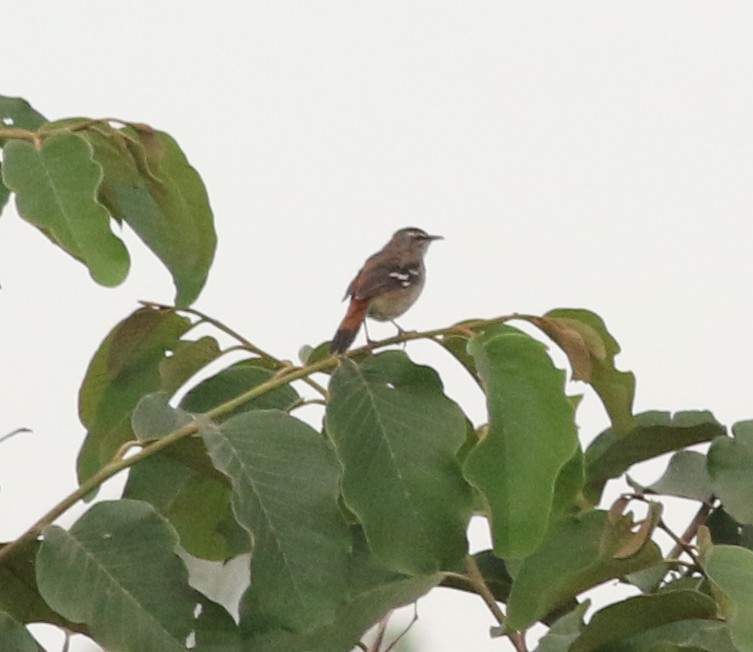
<box><xmin>426</xmin><ymin>234</ymin><xmax>443</xmax><ymax>241</ymax></box>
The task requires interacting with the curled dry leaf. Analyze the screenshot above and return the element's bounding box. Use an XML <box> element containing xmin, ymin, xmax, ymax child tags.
<box><xmin>528</xmin><ymin>316</ymin><xmax>606</xmax><ymax>382</ymax></box>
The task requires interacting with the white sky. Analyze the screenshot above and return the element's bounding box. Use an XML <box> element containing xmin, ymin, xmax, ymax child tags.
<box><xmin>2</xmin><ymin>3</ymin><xmax>753</xmax><ymax>651</ymax></box>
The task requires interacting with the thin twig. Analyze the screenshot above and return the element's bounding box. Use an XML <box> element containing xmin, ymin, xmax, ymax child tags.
<box><xmin>384</xmin><ymin>603</ymin><xmax>419</xmax><ymax>652</ymax></box>
<box><xmin>666</xmin><ymin>502</ymin><xmax>713</xmax><ymax>562</ymax></box>
<box><xmin>369</xmin><ymin>611</ymin><xmax>392</xmax><ymax>651</ymax></box>
<box><xmin>139</xmin><ymin>301</ymin><xmax>329</xmax><ymax>398</ymax></box>
<box><xmin>0</xmin><ymin>427</ymin><xmax>32</xmax><ymax>445</ymax></box>
<box><xmin>464</xmin><ymin>556</ymin><xmax>528</xmax><ymax>652</ymax></box>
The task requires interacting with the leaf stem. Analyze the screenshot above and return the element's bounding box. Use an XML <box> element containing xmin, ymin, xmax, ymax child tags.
<box><xmin>666</xmin><ymin>501</ymin><xmax>713</xmax><ymax>562</ymax></box>
<box><xmin>464</xmin><ymin>555</ymin><xmax>528</xmax><ymax>652</ymax></box>
<box><xmin>0</xmin><ymin>127</ymin><xmax>42</xmax><ymax>147</ymax></box>
<box><xmin>140</xmin><ymin>301</ymin><xmax>329</xmax><ymax>398</ymax></box>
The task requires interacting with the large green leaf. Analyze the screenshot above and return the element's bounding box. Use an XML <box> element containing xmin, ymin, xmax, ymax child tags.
<box><xmin>77</xmin><ymin>307</ymin><xmax>192</xmax><ymax>484</ymax></box>
<box><xmin>0</xmin><ymin>611</ymin><xmax>40</xmax><ymax>652</ymax></box>
<box><xmin>708</xmin><ymin>421</ymin><xmax>753</xmax><ymax>524</ymax></box>
<box><xmin>630</xmin><ymin>450</ymin><xmax>712</xmax><ymax>502</ymax></box>
<box><xmin>180</xmin><ymin>361</ymin><xmax>300</xmax><ymax>419</ymax></box>
<box><xmin>507</xmin><ymin>510</ymin><xmax>663</xmax><ymax>630</ymax></box>
<box><xmin>704</xmin><ymin>543</ymin><xmax>753</xmax><ymax>651</ymax></box>
<box><xmin>584</xmin><ymin>618</ymin><xmax>739</xmax><ymax>652</ymax></box>
<box><xmin>243</xmin><ymin>528</ymin><xmax>442</xmax><ymax>652</ymax></box>
<box><xmin>159</xmin><ymin>335</ymin><xmax>223</xmax><ymax>395</ymax></box>
<box><xmin>584</xmin><ymin>411</ymin><xmax>725</xmax><ymax>504</ymax></box>
<box><xmin>0</xmin><ymin>541</ymin><xmax>86</xmax><ymax>633</ymax></box>
<box><xmin>569</xmin><ymin>592</ymin><xmax>718</xmax><ymax>652</ymax></box>
<box><xmin>202</xmin><ymin>410</ymin><xmax>350</xmax><ymax>633</ymax></box>
<box><xmin>36</xmin><ymin>500</ymin><xmax>197</xmax><ymax>652</ymax></box>
<box><xmin>125</xmin><ymin>360</ymin><xmax>300</xmax><ymax>561</ymax></box>
<box><xmin>541</xmin><ymin>308</ymin><xmax>635</xmax><ymax>432</ymax></box>
<box><xmin>2</xmin><ymin>133</ymin><xmax>129</xmax><ymax>286</ymax></box>
<box><xmin>463</xmin><ymin>325</ymin><xmax>579</xmax><ymax>559</ymax></box>
<box><xmin>326</xmin><ymin>351</ymin><xmax>472</xmax><ymax>574</ymax></box>
<box><xmin>87</xmin><ymin>124</ymin><xmax>216</xmax><ymax>307</ymax></box>
<box><xmin>123</xmin><ymin>437</ymin><xmax>249</xmax><ymax>561</ymax></box>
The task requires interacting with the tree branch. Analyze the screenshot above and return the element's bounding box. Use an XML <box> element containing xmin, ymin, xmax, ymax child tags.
<box><xmin>0</xmin><ymin>311</ymin><xmax>516</xmax><ymax>564</ymax></box>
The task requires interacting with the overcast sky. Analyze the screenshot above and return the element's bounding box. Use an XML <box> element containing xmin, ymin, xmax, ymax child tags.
<box><xmin>3</xmin><ymin>3</ymin><xmax>753</xmax><ymax>651</ymax></box>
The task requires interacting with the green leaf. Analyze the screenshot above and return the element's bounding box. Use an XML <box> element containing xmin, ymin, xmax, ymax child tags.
<box><xmin>706</xmin><ymin>508</ymin><xmax>753</xmax><ymax>550</ymax></box>
<box><xmin>590</xmin><ymin>619</ymin><xmax>739</xmax><ymax>652</ymax></box>
<box><xmin>584</xmin><ymin>411</ymin><xmax>725</xmax><ymax>504</ymax></box>
<box><xmin>124</xmin><ymin>358</ymin><xmax>302</xmax><ymax>561</ymax></box>
<box><xmin>2</xmin><ymin>133</ymin><xmax>129</xmax><ymax>286</ymax></box>
<box><xmin>569</xmin><ymin>592</ymin><xmax>718</xmax><ymax>652</ymax></box>
<box><xmin>436</xmin><ymin>325</ymin><xmax>482</xmax><ymax>382</ymax></box>
<box><xmin>630</xmin><ymin>450</ymin><xmax>712</xmax><ymax>502</ymax></box>
<box><xmin>463</xmin><ymin>325</ymin><xmax>579</xmax><ymax>559</ymax></box>
<box><xmin>36</xmin><ymin>500</ymin><xmax>197</xmax><ymax>652</ymax></box>
<box><xmin>533</xmin><ymin>601</ymin><xmax>590</xmax><ymax>652</ymax></box>
<box><xmin>77</xmin><ymin>307</ymin><xmax>192</xmax><ymax>484</ymax></box>
<box><xmin>326</xmin><ymin>351</ymin><xmax>472</xmax><ymax>574</ymax></box>
<box><xmin>543</xmin><ymin>309</ymin><xmax>636</xmax><ymax>432</ymax></box>
<box><xmin>180</xmin><ymin>361</ymin><xmax>300</xmax><ymax>419</ymax></box>
<box><xmin>507</xmin><ymin>510</ymin><xmax>663</xmax><ymax>630</ymax></box>
<box><xmin>0</xmin><ymin>611</ymin><xmax>40</xmax><ymax>652</ymax></box>
<box><xmin>297</xmin><ymin>572</ymin><xmax>439</xmax><ymax>652</ymax></box>
<box><xmin>123</xmin><ymin>437</ymin><xmax>249</xmax><ymax>561</ymax></box>
<box><xmin>0</xmin><ymin>95</ymin><xmax>47</xmax><ymax>133</ymax></box>
<box><xmin>202</xmin><ymin>410</ymin><xmax>350</xmax><ymax>633</ymax></box>
<box><xmin>0</xmin><ymin>541</ymin><xmax>86</xmax><ymax>632</ymax></box>
<box><xmin>131</xmin><ymin>391</ymin><xmax>193</xmax><ymax>441</ymax></box>
<box><xmin>159</xmin><ymin>335</ymin><xmax>222</xmax><ymax>395</ymax></box>
<box><xmin>244</xmin><ymin>528</ymin><xmax>443</xmax><ymax>652</ymax></box>
<box><xmin>704</xmin><ymin>543</ymin><xmax>753</xmax><ymax>651</ymax></box>
<box><xmin>88</xmin><ymin>125</ymin><xmax>216</xmax><ymax>307</ymax></box>
<box><xmin>552</xmin><ymin>447</ymin><xmax>586</xmax><ymax>515</ymax></box>
<box><xmin>708</xmin><ymin>421</ymin><xmax>753</xmax><ymax>524</ymax></box>
<box><xmin>0</xmin><ymin>95</ymin><xmax>48</xmax><ymax>217</ymax></box>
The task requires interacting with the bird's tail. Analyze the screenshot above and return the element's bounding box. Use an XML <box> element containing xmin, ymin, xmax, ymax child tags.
<box><xmin>331</xmin><ymin>298</ymin><xmax>369</xmax><ymax>353</ymax></box>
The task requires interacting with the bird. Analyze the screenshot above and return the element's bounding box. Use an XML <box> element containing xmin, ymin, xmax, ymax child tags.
<box><xmin>330</xmin><ymin>227</ymin><xmax>442</xmax><ymax>354</ymax></box>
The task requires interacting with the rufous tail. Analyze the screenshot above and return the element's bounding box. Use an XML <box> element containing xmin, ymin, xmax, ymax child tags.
<box><xmin>331</xmin><ymin>298</ymin><xmax>369</xmax><ymax>353</ymax></box>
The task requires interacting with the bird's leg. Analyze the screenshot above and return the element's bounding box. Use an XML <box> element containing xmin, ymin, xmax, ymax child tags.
<box><xmin>363</xmin><ymin>320</ymin><xmax>375</xmax><ymax>347</ymax></box>
<box><xmin>390</xmin><ymin>320</ymin><xmax>408</xmax><ymax>349</ymax></box>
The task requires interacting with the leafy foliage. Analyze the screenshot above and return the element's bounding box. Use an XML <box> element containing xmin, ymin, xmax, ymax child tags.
<box><xmin>0</xmin><ymin>95</ymin><xmax>215</xmax><ymax>306</ymax></box>
<box><xmin>3</xmin><ymin>93</ymin><xmax>753</xmax><ymax>652</ymax></box>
